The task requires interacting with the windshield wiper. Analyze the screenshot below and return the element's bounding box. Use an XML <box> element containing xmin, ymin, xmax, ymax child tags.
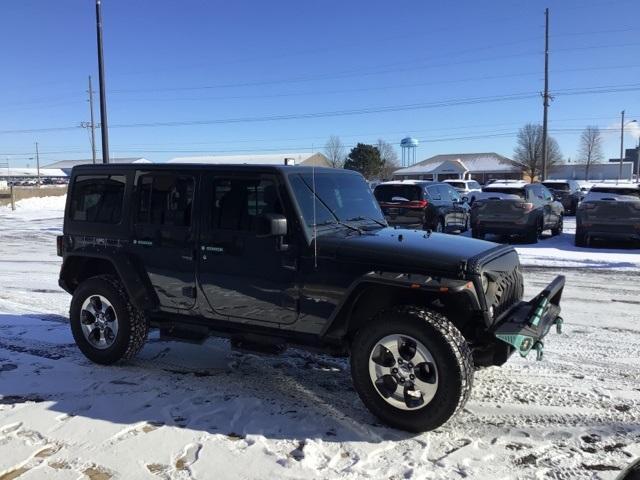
<box><xmin>316</xmin><ymin>219</ymin><xmax>363</xmax><ymax>234</ymax></box>
<box><xmin>346</xmin><ymin>216</ymin><xmax>386</xmax><ymax>227</ymax></box>
<box><xmin>298</xmin><ymin>175</ymin><xmax>364</xmax><ymax>234</ymax></box>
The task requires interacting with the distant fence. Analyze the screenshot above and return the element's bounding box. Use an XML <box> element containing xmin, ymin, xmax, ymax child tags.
<box><xmin>0</xmin><ymin>186</ymin><xmax>67</xmax><ymax>208</ymax></box>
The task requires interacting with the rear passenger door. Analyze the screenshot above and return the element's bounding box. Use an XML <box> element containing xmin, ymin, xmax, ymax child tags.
<box><xmin>132</xmin><ymin>172</ymin><xmax>197</xmax><ymax>310</ymax></box>
<box><xmin>442</xmin><ymin>184</ymin><xmax>466</xmax><ymax>229</ymax></box>
<box><xmin>541</xmin><ymin>185</ymin><xmax>560</xmax><ymax>226</ymax></box>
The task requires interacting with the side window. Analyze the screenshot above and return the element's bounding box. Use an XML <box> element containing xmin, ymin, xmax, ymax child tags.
<box><xmin>541</xmin><ymin>186</ymin><xmax>553</xmax><ymax>201</ymax></box>
<box><xmin>70</xmin><ymin>174</ymin><xmax>126</xmax><ymax>224</ymax></box>
<box><xmin>445</xmin><ymin>185</ymin><xmax>461</xmax><ymax>202</ymax></box>
<box><xmin>470</xmin><ymin>181</ymin><xmax>481</xmax><ymax>190</ymax></box>
<box><xmin>135</xmin><ymin>174</ymin><xmax>194</xmax><ymax>227</ymax></box>
<box><xmin>525</xmin><ymin>186</ymin><xmax>538</xmax><ymax>203</ymax></box>
<box><xmin>211</xmin><ymin>177</ymin><xmax>281</xmax><ymax>232</ymax></box>
<box><xmin>436</xmin><ymin>185</ymin><xmax>457</xmax><ymax>202</ymax></box>
<box><xmin>427</xmin><ymin>186</ymin><xmax>441</xmax><ymax>200</ymax></box>
<box><xmin>529</xmin><ymin>185</ymin><xmax>542</xmax><ymax>200</ymax></box>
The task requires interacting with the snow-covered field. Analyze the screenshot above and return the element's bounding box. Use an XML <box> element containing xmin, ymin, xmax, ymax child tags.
<box><xmin>0</xmin><ymin>196</ymin><xmax>639</xmax><ymax>480</ymax></box>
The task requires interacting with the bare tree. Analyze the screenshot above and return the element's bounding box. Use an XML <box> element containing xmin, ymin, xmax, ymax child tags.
<box><xmin>324</xmin><ymin>135</ymin><xmax>346</xmax><ymax>168</ymax></box>
<box><xmin>514</xmin><ymin>123</ymin><xmax>563</xmax><ymax>181</ymax></box>
<box><xmin>376</xmin><ymin>139</ymin><xmax>400</xmax><ymax>180</ymax></box>
<box><xmin>578</xmin><ymin>126</ymin><xmax>604</xmax><ymax>181</ymax></box>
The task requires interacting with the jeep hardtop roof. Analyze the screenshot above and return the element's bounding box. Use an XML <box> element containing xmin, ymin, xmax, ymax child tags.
<box><xmin>70</xmin><ymin>163</ymin><xmax>345</xmax><ymax>176</ymax></box>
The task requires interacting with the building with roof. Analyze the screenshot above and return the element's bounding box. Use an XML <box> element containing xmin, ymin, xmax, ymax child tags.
<box><xmin>608</xmin><ymin>145</ymin><xmax>639</xmax><ymax>179</ymax></box>
<box><xmin>393</xmin><ymin>153</ymin><xmax>523</xmax><ymax>184</ymax></box>
<box><xmin>548</xmin><ymin>161</ymin><xmax>634</xmax><ymax>181</ymax></box>
<box><xmin>169</xmin><ymin>152</ymin><xmax>330</xmax><ymax>167</ymax></box>
<box><xmin>42</xmin><ymin>157</ymin><xmax>151</xmax><ymax>175</ymax></box>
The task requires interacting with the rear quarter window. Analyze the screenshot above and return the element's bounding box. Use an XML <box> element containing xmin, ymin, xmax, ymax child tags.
<box><xmin>482</xmin><ymin>187</ymin><xmax>526</xmax><ymax>200</ymax></box>
<box><xmin>70</xmin><ymin>174</ymin><xmax>126</xmax><ymax>223</ymax></box>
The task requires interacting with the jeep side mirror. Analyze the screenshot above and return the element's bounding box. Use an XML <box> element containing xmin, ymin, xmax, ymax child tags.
<box><xmin>461</xmin><ymin>196</ymin><xmax>469</xmax><ymax>203</ymax></box>
<box><xmin>257</xmin><ymin>213</ymin><xmax>289</xmax><ymax>251</ymax></box>
<box><xmin>257</xmin><ymin>213</ymin><xmax>287</xmax><ymax>237</ymax></box>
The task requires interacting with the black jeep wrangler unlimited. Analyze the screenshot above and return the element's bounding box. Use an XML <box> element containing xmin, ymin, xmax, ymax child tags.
<box><xmin>57</xmin><ymin>164</ymin><xmax>565</xmax><ymax>432</ymax></box>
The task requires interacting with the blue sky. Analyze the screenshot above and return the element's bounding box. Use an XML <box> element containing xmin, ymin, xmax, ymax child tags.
<box><xmin>0</xmin><ymin>0</ymin><xmax>639</xmax><ymax>167</ymax></box>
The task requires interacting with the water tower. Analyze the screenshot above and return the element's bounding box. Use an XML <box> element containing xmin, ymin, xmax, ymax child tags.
<box><xmin>400</xmin><ymin>136</ymin><xmax>419</xmax><ymax>167</ymax></box>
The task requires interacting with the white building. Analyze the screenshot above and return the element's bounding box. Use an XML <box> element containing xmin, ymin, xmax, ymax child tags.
<box><xmin>169</xmin><ymin>152</ymin><xmax>330</xmax><ymax>167</ymax></box>
<box><xmin>42</xmin><ymin>157</ymin><xmax>151</xmax><ymax>176</ymax></box>
<box><xmin>393</xmin><ymin>153</ymin><xmax>523</xmax><ymax>183</ymax></box>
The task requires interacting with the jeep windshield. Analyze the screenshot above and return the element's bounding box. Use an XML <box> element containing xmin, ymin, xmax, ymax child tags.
<box><xmin>288</xmin><ymin>171</ymin><xmax>386</xmax><ymax>231</ymax></box>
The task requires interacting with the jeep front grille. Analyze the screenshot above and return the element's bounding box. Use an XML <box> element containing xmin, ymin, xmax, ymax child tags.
<box><xmin>490</xmin><ymin>267</ymin><xmax>524</xmax><ymax>318</ymax></box>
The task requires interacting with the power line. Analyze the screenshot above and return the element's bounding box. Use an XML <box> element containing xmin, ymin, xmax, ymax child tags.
<box><xmin>1</xmin><ymin>84</ymin><xmax>638</xmax><ymax>137</ymax></box>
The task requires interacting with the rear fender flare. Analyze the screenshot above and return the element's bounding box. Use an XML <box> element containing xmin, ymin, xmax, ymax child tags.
<box><xmin>60</xmin><ymin>252</ymin><xmax>157</xmax><ymax>311</ymax></box>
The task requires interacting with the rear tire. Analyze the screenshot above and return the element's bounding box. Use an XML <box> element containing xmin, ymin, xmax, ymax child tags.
<box><xmin>525</xmin><ymin>219</ymin><xmax>542</xmax><ymax>244</ymax></box>
<box><xmin>70</xmin><ymin>275</ymin><xmax>149</xmax><ymax>365</ymax></box>
<box><xmin>350</xmin><ymin>306</ymin><xmax>474</xmax><ymax>432</ymax></box>
<box><xmin>551</xmin><ymin>215</ymin><xmax>563</xmax><ymax>236</ymax></box>
<box><xmin>471</xmin><ymin>228</ymin><xmax>484</xmax><ymax>239</ymax></box>
<box><xmin>435</xmin><ymin>218</ymin><xmax>445</xmax><ymax>233</ymax></box>
<box><xmin>575</xmin><ymin>229</ymin><xmax>588</xmax><ymax>247</ymax></box>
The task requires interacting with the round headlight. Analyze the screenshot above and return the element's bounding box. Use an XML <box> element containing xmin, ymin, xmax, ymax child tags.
<box><xmin>481</xmin><ymin>275</ymin><xmax>489</xmax><ymax>293</ymax></box>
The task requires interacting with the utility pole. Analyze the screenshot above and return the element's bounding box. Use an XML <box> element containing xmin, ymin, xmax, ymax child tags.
<box><xmin>95</xmin><ymin>0</ymin><xmax>110</xmax><ymax>164</ymax></box>
<box><xmin>618</xmin><ymin>110</ymin><xmax>625</xmax><ymax>182</ymax></box>
<box><xmin>541</xmin><ymin>7</ymin><xmax>550</xmax><ymax>182</ymax></box>
<box><xmin>35</xmin><ymin>142</ymin><xmax>41</xmax><ymax>186</ymax></box>
<box><xmin>88</xmin><ymin>75</ymin><xmax>97</xmax><ymax>164</ymax></box>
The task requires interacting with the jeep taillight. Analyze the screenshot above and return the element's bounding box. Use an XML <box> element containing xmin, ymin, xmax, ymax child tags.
<box><xmin>515</xmin><ymin>202</ymin><xmax>534</xmax><ymax>212</ymax></box>
<box><xmin>407</xmin><ymin>200</ymin><xmax>428</xmax><ymax>208</ymax></box>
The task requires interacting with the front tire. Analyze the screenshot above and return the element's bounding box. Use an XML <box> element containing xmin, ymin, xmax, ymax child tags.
<box><xmin>350</xmin><ymin>306</ymin><xmax>474</xmax><ymax>432</ymax></box>
<box><xmin>70</xmin><ymin>275</ymin><xmax>149</xmax><ymax>365</ymax></box>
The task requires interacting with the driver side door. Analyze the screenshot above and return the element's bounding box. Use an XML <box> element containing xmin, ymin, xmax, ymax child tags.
<box><xmin>197</xmin><ymin>173</ymin><xmax>299</xmax><ymax>325</ymax></box>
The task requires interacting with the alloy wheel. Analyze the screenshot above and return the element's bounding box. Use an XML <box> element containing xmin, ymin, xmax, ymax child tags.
<box><xmin>368</xmin><ymin>334</ymin><xmax>439</xmax><ymax>410</ymax></box>
<box><xmin>80</xmin><ymin>294</ymin><xmax>119</xmax><ymax>349</ymax></box>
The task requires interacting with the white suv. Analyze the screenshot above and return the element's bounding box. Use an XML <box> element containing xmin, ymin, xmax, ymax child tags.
<box><xmin>443</xmin><ymin>179</ymin><xmax>482</xmax><ymax>203</ymax></box>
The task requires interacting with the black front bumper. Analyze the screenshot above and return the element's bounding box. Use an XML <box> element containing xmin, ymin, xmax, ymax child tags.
<box><xmin>492</xmin><ymin>275</ymin><xmax>565</xmax><ymax>360</ymax></box>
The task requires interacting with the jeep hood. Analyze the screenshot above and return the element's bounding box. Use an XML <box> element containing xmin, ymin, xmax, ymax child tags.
<box><xmin>318</xmin><ymin>227</ymin><xmax>514</xmax><ymax>277</ymax></box>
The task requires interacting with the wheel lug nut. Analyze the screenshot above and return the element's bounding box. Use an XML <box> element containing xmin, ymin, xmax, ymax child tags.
<box><xmin>397</xmin><ymin>358</ymin><xmax>403</xmax><ymax>364</ymax></box>
<box><xmin>410</xmin><ymin>374</ymin><xmax>415</xmax><ymax>380</ymax></box>
<box><xmin>392</xmin><ymin>368</ymin><xmax>398</xmax><ymax>374</ymax></box>
<box><xmin>398</xmin><ymin>377</ymin><xmax>405</xmax><ymax>383</ymax></box>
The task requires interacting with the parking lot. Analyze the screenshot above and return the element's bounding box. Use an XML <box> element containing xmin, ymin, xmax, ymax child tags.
<box><xmin>0</xmin><ymin>196</ymin><xmax>638</xmax><ymax>479</ymax></box>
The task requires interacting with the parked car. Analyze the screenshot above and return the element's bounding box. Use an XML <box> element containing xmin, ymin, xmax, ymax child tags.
<box><xmin>57</xmin><ymin>164</ymin><xmax>565</xmax><ymax>432</ymax></box>
<box><xmin>575</xmin><ymin>183</ymin><xmax>640</xmax><ymax>246</ymax></box>
<box><xmin>471</xmin><ymin>181</ymin><xmax>564</xmax><ymax>243</ymax></box>
<box><xmin>373</xmin><ymin>180</ymin><xmax>470</xmax><ymax>233</ymax></box>
<box><xmin>541</xmin><ymin>179</ymin><xmax>583</xmax><ymax>214</ymax></box>
<box><xmin>443</xmin><ymin>179</ymin><xmax>482</xmax><ymax>204</ymax></box>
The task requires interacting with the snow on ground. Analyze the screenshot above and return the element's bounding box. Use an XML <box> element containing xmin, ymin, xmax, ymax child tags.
<box><xmin>0</xmin><ymin>197</ymin><xmax>639</xmax><ymax>479</ymax></box>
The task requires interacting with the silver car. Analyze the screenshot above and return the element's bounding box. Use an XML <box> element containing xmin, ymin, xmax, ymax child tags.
<box><xmin>575</xmin><ymin>184</ymin><xmax>640</xmax><ymax>246</ymax></box>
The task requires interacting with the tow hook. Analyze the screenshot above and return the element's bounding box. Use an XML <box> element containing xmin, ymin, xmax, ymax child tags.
<box><xmin>555</xmin><ymin>316</ymin><xmax>563</xmax><ymax>334</ymax></box>
<box><xmin>534</xmin><ymin>341</ymin><xmax>544</xmax><ymax>361</ymax></box>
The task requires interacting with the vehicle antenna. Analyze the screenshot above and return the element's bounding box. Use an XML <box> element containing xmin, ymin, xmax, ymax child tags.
<box><xmin>312</xmin><ymin>165</ymin><xmax>318</xmax><ymax>269</ymax></box>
